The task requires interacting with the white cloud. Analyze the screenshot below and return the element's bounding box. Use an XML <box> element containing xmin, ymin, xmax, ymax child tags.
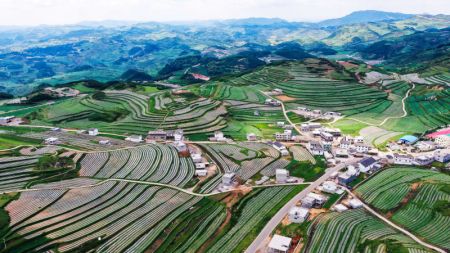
<box><xmin>0</xmin><ymin>0</ymin><xmax>448</xmax><ymax>26</ymax></box>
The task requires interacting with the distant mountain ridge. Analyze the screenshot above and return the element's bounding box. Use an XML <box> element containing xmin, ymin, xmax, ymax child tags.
<box><xmin>317</xmin><ymin>10</ymin><xmax>413</xmax><ymax>27</ymax></box>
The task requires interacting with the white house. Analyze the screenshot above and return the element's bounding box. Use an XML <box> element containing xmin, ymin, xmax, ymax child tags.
<box><xmin>222</xmin><ymin>173</ymin><xmax>236</xmax><ymax>186</ymax></box>
<box><xmin>288</xmin><ymin>207</ymin><xmax>310</xmax><ymax>223</ymax></box>
<box><xmin>0</xmin><ymin>116</ymin><xmax>15</xmax><ymax>125</ymax></box>
<box><xmin>358</xmin><ymin>157</ymin><xmax>379</xmax><ymax>173</ymax></box>
<box><xmin>355</xmin><ymin>144</ymin><xmax>370</xmax><ymax>153</ymax></box>
<box><xmin>334</xmin><ymin>204</ymin><xmax>348</xmax><ymax>212</ymax></box>
<box><xmin>307</xmin><ymin>193</ymin><xmax>327</xmax><ymax>206</ymax></box>
<box><xmin>191</xmin><ymin>153</ymin><xmax>203</xmax><ymax>163</ymax></box>
<box><xmin>320</xmin><ymin>132</ymin><xmax>333</xmax><ymax>142</ymax></box>
<box><xmin>339</xmin><ymin>140</ymin><xmax>351</xmax><ymax>150</ymax></box>
<box><xmin>275</xmin><ymin>130</ymin><xmax>292</xmax><ymax>141</ymax></box>
<box><xmin>354</xmin><ymin>136</ymin><xmax>365</xmax><ymax>144</ymax></box>
<box><xmin>125</xmin><ymin>135</ymin><xmax>143</xmax><ymax>143</ymax></box>
<box><xmin>415</xmin><ymin>155</ymin><xmax>434</xmax><ymax>166</ymax></box>
<box><xmin>88</xmin><ymin>128</ymin><xmax>99</xmax><ymax>136</ymax></box>
<box><xmin>393</xmin><ymin>153</ymin><xmax>414</xmax><ymax>165</ymax></box>
<box><xmin>247</xmin><ymin>133</ymin><xmax>257</xmax><ymax>141</ymax></box>
<box><xmin>45</xmin><ymin>137</ymin><xmax>59</xmax><ymax>145</ymax></box>
<box><xmin>276</xmin><ymin>169</ymin><xmax>289</xmax><ymax>183</ymax></box>
<box><xmin>415</xmin><ymin>141</ymin><xmax>436</xmax><ymax>152</ymax></box>
<box><xmin>309</xmin><ymin>141</ymin><xmax>324</xmax><ymax>155</ymax></box>
<box><xmin>195</xmin><ymin>163</ymin><xmax>206</xmax><ymax>169</ymax></box>
<box><xmin>301</xmin><ymin>196</ymin><xmax>316</xmax><ymax>208</ymax></box>
<box><xmin>335</xmin><ymin>148</ymin><xmax>349</xmax><ymax>158</ymax></box>
<box><xmin>268</xmin><ymin>235</ymin><xmax>292</xmax><ymax>253</ymax></box>
<box><xmin>277</xmin><ymin>121</ymin><xmax>285</xmax><ymax>127</ymax></box>
<box><xmin>213</xmin><ymin>131</ymin><xmax>227</xmax><ymax>142</ymax></box>
<box><xmin>434</xmin><ymin>150</ymin><xmax>450</xmax><ymax>163</ymax></box>
<box><xmin>195</xmin><ymin>170</ymin><xmax>208</xmax><ymax>177</ymax></box>
<box><xmin>271</xmin><ymin>142</ymin><xmax>289</xmax><ymax>156</ymax></box>
<box><xmin>173</xmin><ymin>129</ymin><xmax>184</xmax><ymax>141</ymax></box>
<box><xmin>174</xmin><ymin>141</ymin><xmax>188</xmax><ymax>152</ymax></box>
<box><xmin>348</xmin><ymin>199</ymin><xmax>363</xmax><ymax>209</ymax></box>
<box><xmin>434</xmin><ymin>135</ymin><xmax>450</xmax><ymax>147</ymax></box>
<box><xmin>98</xmin><ymin>140</ymin><xmax>110</xmax><ymax>145</ymax></box>
<box><xmin>322</xmin><ymin>181</ymin><xmax>338</xmax><ymax>194</ymax></box>
<box><xmin>273</xmin><ymin>88</ymin><xmax>283</xmax><ymax>94</ymax></box>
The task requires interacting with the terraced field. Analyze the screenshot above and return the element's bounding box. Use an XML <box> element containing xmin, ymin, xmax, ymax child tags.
<box><xmin>79</xmin><ymin>144</ymin><xmax>195</xmax><ymax>187</ymax></box>
<box><xmin>0</xmin><ymin>155</ymin><xmax>80</xmax><ymax>192</ymax></box>
<box><xmin>355</xmin><ymin>167</ymin><xmax>450</xmax><ymax>250</ymax></box>
<box><xmin>199</xmin><ymin>142</ymin><xmax>281</xmax><ymax>185</ymax></box>
<box><xmin>2</xmin><ymin>182</ymin><xmax>205</xmax><ymax>253</ymax></box>
<box><xmin>32</xmin><ymin>90</ymin><xmax>227</xmax><ymax>135</ymax></box>
<box><xmin>424</xmin><ymin>74</ymin><xmax>450</xmax><ymax>86</ymax></box>
<box><xmin>303</xmin><ymin>209</ymin><xmax>433</xmax><ymax>253</ymax></box>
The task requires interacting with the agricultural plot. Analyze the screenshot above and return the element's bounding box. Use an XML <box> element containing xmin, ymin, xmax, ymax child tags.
<box><xmin>303</xmin><ymin>209</ymin><xmax>433</xmax><ymax>253</ymax></box>
<box><xmin>359</xmin><ymin>126</ymin><xmax>403</xmax><ymax>147</ymax></box>
<box><xmin>289</xmin><ymin>145</ymin><xmax>315</xmax><ymax>164</ymax></box>
<box><xmin>206</xmin><ymin>185</ymin><xmax>304</xmax><ymax>253</ymax></box>
<box><xmin>79</xmin><ymin>144</ymin><xmax>195</xmax><ymax>187</ymax></box>
<box><xmin>31</xmin><ymin>90</ymin><xmax>228</xmax><ymax>136</ymax></box>
<box><xmin>198</xmin><ymin>83</ymin><xmax>266</xmax><ymax>103</ymax></box>
<box><xmin>2</xmin><ymin>182</ymin><xmax>206</xmax><ymax>253</ymax></box>
<box><xmin>21</xmin><ymin>131</ymin><xmax>142</xmax><ymax>151</ymax></box>
<box><xmin>199</xmin><ymin>142</ymin><xmax>281</xmax><ymax>182</ymax></box>
<box><xmin>424</xmin><ymin>74</ymin><xmax>450</xmax><ymax>86</ymax></box>
<box><xmin>355</xmin><ymin>167</ymin><xmax>450</xmax><ymax>250</ymax></box>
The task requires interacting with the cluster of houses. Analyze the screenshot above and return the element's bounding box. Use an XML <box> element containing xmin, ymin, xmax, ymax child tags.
<box><xmin>390</xmin><ymin>149</ymin><xmax>450</xmax><ymax>165</ymax></box>
<box><xmin>294</xmin><ymin>107</ymin><xmax>342</xmax><ymax>120</ymax></box>
<box><xmin>209</xmin><ymin>131</ymin><xmax>229</xmax><ymax>142</ymax></box>
<box><xmin>191</xmin><ymin>151</ymin><xmax>209</xmax><ymax>177</ymax></box>
<box><xmin>43</xmin><ymin>87</ymin><xmax>79</xmax><ymax>98</ymax></box>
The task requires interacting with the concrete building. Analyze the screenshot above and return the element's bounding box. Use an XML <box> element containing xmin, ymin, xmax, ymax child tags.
<box><xmin>271</xmin><ymin>142</ymin><xmax>289</xmax><ymax>156</ymax></box>
<box><xmin>320</xmin><ymin>132</ymin><xmax>333</xmax><ymax>142</ymax></box>
<box><xmin>195</xmin><ymin>170</ymin><xmax>208</xmax><ymax>177</ymax></box>
<box><xmin>276</xmin><ymin>169</ymin><xmax>289</xmax><ymax>183</ymax></box>
<box><xmin>415</xmin><ymin>155</ymin><xmax>434</xmax><ymax>166</ymax></box>
<box><xmin>434</xmin><ymin>150</ymin><xmax>450</xmax><ymax>163</ymax></box>
<box><xmin>348</xmin><ymin>199</ymin><xmax>363</xmax><ymax>209</ymax></box>
<box><xmin>355</xmin><ymin>144</ymin><xmax>370</xmax><ymax>153</ymax></box>
<box><xmin>174</xmin><ymin>141</ymin><xmax>187</xmax><ymax>152</ymax></box>
<box><xmin>415</xmin><ymin>141</ymin><xmax>436</xmax><ymax>151</ymax></box>
<box><xmin>393</xmin><ymin>153</ymin><xmax>414</xmax><ymax>165</ymax></box>
<box><xmin>98</xmin><ymin>140</ymin><xmax>110</xmax><ymax>145</ymax></box>
<box><xmin>173</xmin><ymin>129</ymin><xmax>184</xmax><ymax>141</ymax></box>
<box><xmin>222</xmin><ymin>173</ymin><xmax>236</xmax><ymax>186</ymax></box>
<box><xmin>191</xmin><ymin>153</ymin><xmax>203</xmax><ymax>163</ymax></box>
<box><xmin>301</xmin><ymin>196</ymin><xmax>316</xmax><ymax>208</ymax></box>
<box><xmin>275</xmin><ymin>130</ymin><xmax>292</xmax><ymax>141</ymax></box>
<box><xmin>268</xmin><ymin>235</ymin><xmax>292</xmax><ymax>253</ymax></box>
<box><xmin>339</xmin><ymin>140</ymin><xmax>351</xmax><ymax>150</ymax></box>
<box><xmin>45</xmin><ymin>137</ymin><xmax>59</xmax><ymax>145</ymax></box>
<box><xmin>195</xmin><ymin>163</ymin><xmax>206</xmax><ymax>169</ymax></box>
<box><xmin>434</xmin><ymin>135</ymin><xmax>450</xmax><ymax>147</ymax></box>
<box><xmin>277</xmin><ymin>121</ymin><xmax>285</xmax><ymax>127</ymax></box>
<box><xmin>88</xmin><ymin>128</ymin><xmax>99</xmax><ymax>136</ymax></box>
<box><xmin>309</xmin><ymin>141</ymin><xmax>324</xmax><ymax>155</ymax></box>
<box><xmin>288</xmin><ymin>207</ymin><xmax>310</xmax><ymax>223</ymax></box>
<box><xmin>358</xmin><ymin>157</ymin><xmax>379</xmax><ymax>173</ymax></box>
<box><xmin>307</xmin><ymin>193</ymin><xmax>327</xmax><ymax>206</ymax></box>
<box><xmin>126</xmin><ymin>135</ymin><xmax>143</xmax><ymax>143</ymax></box>
<box><xmin>322</xmin><ymin>181</ymin><xmax>338</xmax><ymax>194</ymax></box>
<box><xmin>146</xmin><ymin>130</ymin><xmax>168</xmax><ymax>141</ymax></box>
<box><xmin>398</xmin><ymin>135</ymin><xmax>418</xmax><ymax>145</ymax></box>
<box><xmin>335</xmin><ymin>148</ymin><xmax>349</xmax><ymax>158</ymax></box>
<box><xmin>213</xmin><ymin>131</ymin><xmax>227</xmax><ymax>142</ymax></box>
<box><xmin>334</xmin><ymin>204</ymin><xmax>348</xmax><ymax>212</ymax></box>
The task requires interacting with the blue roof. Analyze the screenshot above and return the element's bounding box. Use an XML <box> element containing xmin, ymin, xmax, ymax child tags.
<box><xmin>399</xmin><ymin>135</ymin><xmax>418</xmax><ymax>143</ymax></box>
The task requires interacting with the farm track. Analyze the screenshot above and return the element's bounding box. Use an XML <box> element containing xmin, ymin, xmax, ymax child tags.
<box><xmin>348</xmin><ymin>82</ymin><xmax>416</xmax><ymax>127</ymax></box>
<box><xmin>0</xmin><ymin>177</ymin><xmax>312</xmax><ymax>197</ymax></box>
<box><xmin>346</xmin><ymin>189</ymin><xmax>447</xmax><ymax>253</ymax></box>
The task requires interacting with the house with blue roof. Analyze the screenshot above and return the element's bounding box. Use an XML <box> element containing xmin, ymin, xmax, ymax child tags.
<box><xmin>398</xmin><ymin>135</ymin><xmax>418</xmax><ymax>145</ymax></box>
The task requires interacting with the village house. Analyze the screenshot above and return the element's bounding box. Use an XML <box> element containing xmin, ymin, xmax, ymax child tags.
<box><xmin>275</xmin><ymin>130</ymin><xmax>292</xmax><ymax>141</ymax></box>
<box><xmin>355</xmin><ymin>143</ymin><xmax>370</xmax><ymax>153</ymax></box>
<box><xmin>334</xmin><ymin>204</ymin><xmax>348</xmax><ymax>212</ymax></box>
<box><xmin>320</xmin><ymin>131</ymin><xmax>334</xmax><ymax>142</ymax></box>
<box><xmin>307</xmin><ymin>192</ymin><xmax>327</xmax><ymax>207</ymax></box>
<box><xmin>146</xmin><ymin>129</ymin><xmax>168</xmax><ymax>141</ymax></box>
<box><xmin>434</xmin><ymin>135</ymin><xmax>450</xmax><ymax>147</ymax></box>
<box><xmin>434</xmin><ymin>150</ymin><xmax>450</xmax><ymax>163</ymax></box>
<box><xmin>265</xmin><ymin>99</ymin><xmax>281</xmax><ymax>107</ymax></box>
<box><xmin>276</xmin><ymin>121</ymin><xmax>285</xmax><ymax>127</ymax></box>
<box><xmin>309</xmin><ymin>141</ymin><xmax>324</xmax><ymax>155</ymax></box>
<box><xmin>276</xmin><ymin>169</ymin><xmax>289</xmax><ymax>183</ymax></box>
<box><xmin>339</xmin><ymin>140</ymin><xmax>351</xmax><ymax>149</ymax></box>
<box><xmin>348</xmin><ymin>199</ymin><xmax>363</xmax><ymax>209</ymax></box>
<box><xmin>354</xmin><ymin>136</ymin><xmax>365</xmax><ymax>144</ymax></box>
<box><xmin>338</xmin><ymin>165</ymin><xmax>360</xmax><ymax>185</ymax></box>
<box><xmin>173</xmin><ymin>129</ymin><xmax>184</xmax><ymax>141</ymax></box>
<box><xmin>335</xmin><ymin>148</ymin><xmax>349</xmax><ymax>158</ymax></box>
<box><xmin>393</xmin><ymin>153</ymin><xmax>415</xmax><ymax>165</ymax></box>
<box><xmin>191</xmin><ymin>153</ymin><xmax>203</xmax><ymax>163</ymax></box>
<box><xmin>125</xmin><ymin>135</ymin><xmax>143</xmax><ymax>143</ymax></box>
<box><xmin>415</xmin><ymin>141</ymin><xmax>436</xmax><ymax>152</ymax></box>
<box><xmin>268</xmin><ymin>235</ymin><xmax>292</xmax><ymax>253</ymax></box>
<box><xmin>88</xmin><ymin>128</ymin><xmax>99</xmax><ymax>136</ymax></box>
<box><xmin>255</xmin><ymin>176</ymin><xmax>270</xmax><ymax>185</ymax></box>
<box><xmin>312</xmin><ymin>109</ymin><xmax>321</xmax><ymax>115</ymax></box>
<box><xmin>270</xmin><ymin>141</ymin><xmax>289</xmax><ymax>156</ymax></box>
<box><xmin>174</xmin><ymin>141</ymin><xmax>188</xmax><ymax>152</ymax></box>
<box><xmin>358</xmin><ymin>157</ymin><xmax>379</xmax><ymax>173</ymax></box>
<box><xmin>195</xmin><ymin>162</ymin><xmax>206</xmax><ymax>170</ymax></box>
<box><xmin>324</xmin><ymin>111</ymin><xmax>342</xmax><ymax>117</ymax></box>
<box><xmin>415</xmin><ymin>155</ymin><xmax>434</xmax><ymax>166</ymax></box>
<box><xmin>0</xmin><ymin>116</ymin><xmax>15</xmax><ymax>125</ymax></box>
<box><xmin>301</xmin><ymin>196</ymin><xmax>316</xmax><ymax>208</ymax></box>
<box><xmin>300</xmin><ymin>123</ymin><xmax>321</xmax><ymax>131</ymax></box>
<box><xmin>247</xmin><ymin>133</ymin><xmax>257</xmax><ymax>141</ymax></box>
<box><xmin>98</xmin><ymin>140</ymin><xmax>110</xmax><ymax>145</ymax></box>
<box><xmin>45</xmin><ymin>137</ymin><xmax>59</xmax><ymax>145</ymax></box>
<box><xmin>272</xmin><ymin>88</ymin><xmax>283</xmax><ymax>95</ymax></box>
<box><xmin>398</xmin><ymin>135</ymin><xmax>419</xmax><ymax>145</ymax></box>
<box><xmin>323</xmin><ymin>142</ymin><xmax>332</xmax><ymax>152</ymax></box>
<box><xmin>323</xmin><ymin>128</ymin><xmax>342</xmax><ymax>137</ymax></box>
<box><xmin>195</xmin><ymin>170</ymin><xmax>208</xmax><ymax>177</ymax></box>
<box><xmin>322</xmin><ymin>181</ymin><xmax>338</xmax><ymax>194</ymax></box>
<box><xmin>222</xmin><ymin>173</ymin><xmax>236</xmax><ymax>186</ymax></box>
<box><xmin>288</xmin><ymin>206</ymin><xmax>310</xmax><ymax>223</ymax></box>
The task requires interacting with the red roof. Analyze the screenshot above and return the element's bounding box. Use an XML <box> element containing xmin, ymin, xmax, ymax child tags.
<box><xmin>426</xmin><ymin>128</ymin><xmax>450</xmax><ymax>138</ymax></box>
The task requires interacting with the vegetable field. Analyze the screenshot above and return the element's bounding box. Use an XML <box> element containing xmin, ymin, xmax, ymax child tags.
<box><xmin>355</xmin><ymin>167</ymin><xmax>450</xmax><ymax>250</ymax></box>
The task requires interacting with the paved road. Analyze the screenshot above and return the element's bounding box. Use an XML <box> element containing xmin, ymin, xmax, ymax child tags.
<box><xmin>245</xmin><ymin>158</ymin><xmax>360</xmax><ymax>253</ymax></box>
<box><xmin>345</xmin><ymin>189</ymin><xmax>446</xmax><ymax>253</ymax></box>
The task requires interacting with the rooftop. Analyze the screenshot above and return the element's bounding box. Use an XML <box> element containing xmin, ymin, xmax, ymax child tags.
<box><xmin>268</xmin><ymin>235</ymin><xmax>292</xmax><ymax>252</ymax></box>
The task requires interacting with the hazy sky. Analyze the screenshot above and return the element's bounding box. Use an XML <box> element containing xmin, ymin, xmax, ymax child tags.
<box><xmin>0</xmin><ymin>0</ymin><xmax>449</xmax><ymax>26</ymax></box>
